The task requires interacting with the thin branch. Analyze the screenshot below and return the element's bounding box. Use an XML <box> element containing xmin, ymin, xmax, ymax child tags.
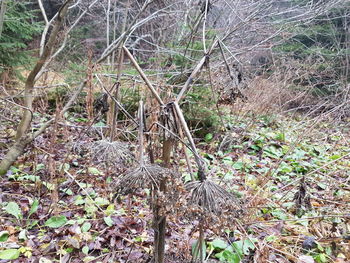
<box><xmin>37</xmin><ymin>0</ymin><xmax>48</xmax><ymax>25</ymax></box>
<box><xmin>36</xmin><ymin>0</ymin><xmax>99</xmax><ymax>80</ymax></box>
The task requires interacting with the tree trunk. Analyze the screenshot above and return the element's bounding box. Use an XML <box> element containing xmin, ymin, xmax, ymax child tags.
<box><xmin>106</xmin><ymin>0</ymin><xmax>111</xmax><ymax>65</ymax></box>
<box><xmin>15</xmin><ymin>0</ymin><xmax>72</xmax><ymax>140</ymax></box>
<box><xmin>0</xmin><ymin>0</ymin><xmax>7</xmax><ymax>39</ymax></box>
<box><xmin>0</xmin><ymin>0</ymin><xmax>73</xmax><ymax>176</ymax></box>
<box><xmin>0</xmin><ymin>137</ymin><xmax>29</xmax><ymax>175</ymax></box>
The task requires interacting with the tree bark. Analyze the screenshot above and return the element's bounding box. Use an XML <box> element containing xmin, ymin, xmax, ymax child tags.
<box><xmin>106</xmin><ymin>0</ymin><xmax>111</xmax><ymax>65</ymax></box>
<box><xmin>15</xmin><ymin>0</ymin><xmax>72</xmax><ymax>140</ymax></box>
<box><xmin>0</xmin><ymin>0</ymin><xmax>7</xmax><ymax>39</ymax></box>
<box><xmin>0</xmin><ymin>137</ymin><xmax>29</xmax><ymax>175</ymax></box>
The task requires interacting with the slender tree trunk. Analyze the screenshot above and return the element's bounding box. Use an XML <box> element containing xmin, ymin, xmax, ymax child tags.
<box><xmin>0</xmin><ymin>137</ymin><xmax>29</xmax><ymax>175</ymax></box>
<box><xmin>107</xmin><ymin>2</ymin><xmax>128</xmax><ymax>139</ymax></box>
<box><xmin>0</xmin><ymin>0</ymin><xmax>73</xmax><ymax>175</ymax></box>
<box><xmin>0</xmin><ymin>0</ymin><xmax>7</xmax><ymax>39</ymax></box>
<box><xmin>15</xmin><ymin>0</ymin><xmax>72</xmax><ymax>140</ymax></box>
<box><xmin>106</xmin><ymin>0</ymin><xmax>111</xmax><ymax>65</ymax></box>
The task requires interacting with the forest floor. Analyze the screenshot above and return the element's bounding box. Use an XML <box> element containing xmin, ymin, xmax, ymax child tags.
<box><xmin>0</xmin><ymin>102</ymin><xmax>350</xmax><ymax>263</ymax></box>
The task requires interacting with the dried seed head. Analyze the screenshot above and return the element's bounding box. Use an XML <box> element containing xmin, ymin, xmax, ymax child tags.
<box><xmin>116</xmin><ymin>164</ymin><xmax>171</xmax><ymax>194</ymax></box>
<box><xmin>74</xmin><ymin>140</ymin><xmax>134</xmax><ymax>167</ymax></box>
<box><xmin>186</xmin><ymin>179</ymin><xmax>243</xmax><ymax>217</ymax></box>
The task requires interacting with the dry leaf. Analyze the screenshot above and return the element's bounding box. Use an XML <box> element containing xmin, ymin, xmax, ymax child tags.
<box><xmin>297</xmin><ymin>255</ymin><xmax>315</xmax><ymax>263</ymax></box>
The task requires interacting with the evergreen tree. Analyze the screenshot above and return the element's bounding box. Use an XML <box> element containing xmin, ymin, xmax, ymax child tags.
<box><xmin>0</xmin><ymin>0</ymin><xmax>41</xmax><ymax>74</ymax></box>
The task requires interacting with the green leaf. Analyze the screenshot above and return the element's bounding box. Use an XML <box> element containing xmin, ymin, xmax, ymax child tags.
<box><xmin>211</xmin><ymin>239</ymin><xmax>228</xmax><ymax>249</ymax></box>
<box><xmin>77</xmin><ymin>217</ymin><xmax>85</xmax><ymax>224</ymax></box>
<box><xmin>250</xmin><ymin>144</ymin><xmax>261</xmax><ymax>151</ymax></box>
<box><xmin>182</xmin><ymin>173</ymin><xmax>192</xmax><ymax>183</ymax></box>
<box><xmin>317</xmin><ymin>182</ymin><xmax>327</xmax><ymax>190</ymax></box>
<box><xmin>105</xmin><ymin>204</ymin><xmax>115</xmax><ymax>216</ymax></box>
<box><xmin>27</xmin><ymin>220</ymin><xmax>39</xmax><ymax>229</ymax></box>
<box><xmin>4</xmin><ymin>201</ymin><xmax>22</xmax><ymax>219</ymax></box>
<box><xmin>233</xmin><ymin>161</ymin><xmax>244</xmax><ymax>170</ymax></box>
<box><xmin>329</xmin><ymin>154</ymin><xmax>341</xmax><ymax>160</ymax></box>
<box><xmin>61</xmin><ymin>188</ymin><xmax>73</xmax><ymax>195</ymax></box>
<box><xmin>290</xmin><ymin>149</ymin><xmax>307</xmax><ymax>160</ymax></box>
<box><xmin>134</xmin><ymin>234</ymin><xmax>147</xmax><ymax>242</ymax></box>
<box><xmin>35</xmin><ymin>163</ymin><xmax>45</xmax><ymax>171</ymax></box>
<box><xmin>0</xmin><ymin>231</ymin><xmax>9</xmax><ymax>242</ymax></box>
<box><xmin>278</xmin><ymin>162</ymin><xmax>293</xmax><ymax>174</ymax></box>
<box><xmin>0</xmin><ymin>249</ymin><xmax>20</xmax><ymax>260</ymax></box>
<box><xmin>29</xmin><ymin>199</ymin><xmax>39</xmax><ymax>217</ymax></box>
<box><xmin>67</xmin><ymin>219</ymin><xmax>76</xmax><ymax>225</ymax></box>
<box><xmin>95</xmin><ymin>197</ymin><xmax>109</xmax><ymax>206</ymax></box>
<box><xmin>205</xmin><ymin>133</ymin><xmax>213</xmax><ymax>142</ymax></box>
<box><xmin>314</xmin><ymin>253</ymin><xmax>327</xmax><ymax>263</ymax></box>
<box><xmin>84</xmin><ymin>199</ymin><xmax>98</xmax><ymax>216</ymax></box>
<box><xmin>19</xmin><ymin>229</ymin><xmax>27</xmax><ymax>240</ymax></box>
<box><xmin>104</xmin><ymin>216</ymin><xmax>113</xmax><ymax>227</ymax></box>
<box><xmin>265</xmin><ymin>235</ymin><xmax>277</xmax><ymax>242</ymax></box>
<box><xmin>263</xmin><ymin>146</ymin><xmax>283</xmax><ymax>159</ymax></box>
<box><xmin>204</xmin><ymin>153</ymin><xmax>215</xmax><ymax>160</ymax></box>
<box><xmin>59</xmin><ymin>163</ymin><xmax>70</xmax><ymax>172</ymax></box>
<box><xmin>215</xmin><ymin>250</ymin><xmax>240</xmax><ymax>263</ymax></box>
<box><xmin>45</xmin><ymin>215</ymin><xmax>67</xmax><ymax>228</ymax></box>
<box><xmin>83</xmin><ymin>256</ymin><xmax>96</xmax><ymax>262</ymax></box>
<box><xmin>75</xmin><ymin>195</ymin><xmax>85</xmax><ymax>205</ymax></box>
<box><xmin>297</xmin><ymin>219</ymin><xmax>309</xmax><ymax>227</ymax></box>
<box><xmin>271</xmin><ymin>209</ymin><xmax>288</xmax><ymax>220</ymax></box>
<box><xmin>332</xmin><ymin>217</ymin><xmax>342</xmax><ymax>224</ymax></box>
<box><xmin>82</xmin><ymin>245</ymin><xmax>89</xmax><ymax>255</ymax></box>
<box><xmin>81</xmin><ymin>222</ymin><xmax>91</xmax><ymax>233</ymax></box>
<box><xmin>223</xmin><ymin>156</ymin><xmax>233</xmax><ymax>165</ymax></box>
<box><xmin>232</xmin><ymin>238</ymin><xmax>256</xmax><ymax>256</ymax></box>
<box><xmin>88</xmin><ymin>167</ymin><xmax>102</xmax><ymax>175</ymax></box>
<box><xmin>275</xmin><ymin>132</ymin><xmax>285</xmax><ymax>142</ymax></box>
<box><xmin>106</xmin><ymin>176</ymin><xmax>112</xmax><ymax>184</ymax></box>
<box><xmin>42</xmin><ymin>181</ymin><xmax>54</xmax><ymax>190</ymax></box>
<box><xmin>93</xmin><ymin>121</ymin><xmax>106</xmax><ymax>128</ymax></box>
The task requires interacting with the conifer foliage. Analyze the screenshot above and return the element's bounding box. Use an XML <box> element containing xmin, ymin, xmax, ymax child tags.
<box><xmin>0</xmin><ymin>0</ymin><xmax>41</xmax><ymax>73</ymax></box>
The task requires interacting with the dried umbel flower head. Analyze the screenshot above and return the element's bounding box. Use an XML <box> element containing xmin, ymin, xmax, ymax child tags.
<box><xmin>186</xmin><ymin>179</ymin><xmax>243</xmax><ymax>217</ymax></box>
<box><xmin>74</xmin><ymin>140</ymin><xmax>134</xmax><ymax>167</ymax></box>
<box><xmin>116</xmin><ymin>164</ymin><xmax>172</xmax><ymax>195</ymax></box>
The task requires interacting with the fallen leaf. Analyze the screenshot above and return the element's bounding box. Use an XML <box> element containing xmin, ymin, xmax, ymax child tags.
<box><xmin>297</xmin><ymin>255</ymin><xmax>315</xmax><ymax>263</ymax></box>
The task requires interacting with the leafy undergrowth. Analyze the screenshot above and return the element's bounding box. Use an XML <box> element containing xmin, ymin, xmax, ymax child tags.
<box><xmin>0</xmin><ymin>112</ymin><xmax>349</xmax><ymax>263</ymax></box>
